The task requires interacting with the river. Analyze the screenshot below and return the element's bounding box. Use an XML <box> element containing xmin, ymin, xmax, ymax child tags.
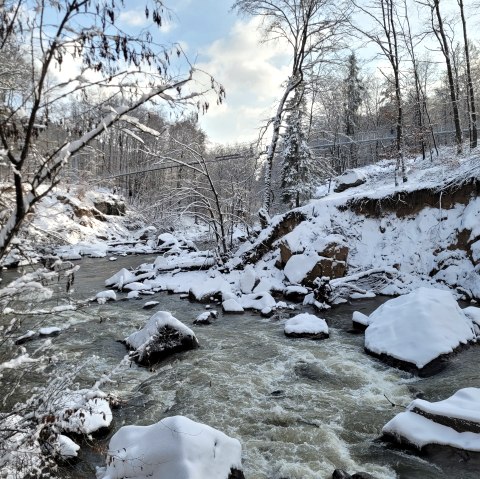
<box><xmin>1</xmin><ymin>255</ymin><xmax>480</xmax><ymax>479</ymax></box>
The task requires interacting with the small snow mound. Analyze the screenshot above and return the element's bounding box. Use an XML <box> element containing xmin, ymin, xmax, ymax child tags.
<box><xmin>284</xmin><ymin>313</ymin><xmax>329</xmax><ymax>339</ymax></box>
<box><xmin>222</xmin><ymin>298</ymin><xmax>244</xmax><ymax>313</ymax></box>
<box><xmin>39</xmin><ymin>326</ymin><xmax>61</xmax><ymax>336</ymax></box>
<box><xmin>58</xmin><ymin>435</ymin><xmax>80</xmax><ymax>458</ymax></box>
<box><xmin>194</xmin><ymin>310</ymin><xmax>218</xmax><ymax>325</ymax></box>
<box><xmin>55</xmin><ymin>389</ymin><xmax>113</xmax><ymax>436</ymax></box>
<box><xmin>105</xmin><ymin>268</ymin><xmax>136</xmax><ymax>288</ymax></box>
<box><xmin>96</xmin><ymin>290</ymin><xmax>116</xmax><ymax>303</ymax></box>
<box><xmin>239</xmin><ymin>265</ymin><xmax>257</xmax><ymax>294</ymax></box>
<box><xmin>143</xmin><ymin>301</ymin><xmax>159</xmax><ymax>310</ymax></box>
<box><xmin>352</xmin><ymin>311</ymin><xmax>371</xmax><ymax>330</ymax></box>
<box><xmin>238</xmin><ymin>292</ymin><xmax>276</xmax><ymax>311</ymax></box>
<box><xmin>98</xmin><ymin>416</ymin><xmax>243</xmax><ymax>479</ymax></box>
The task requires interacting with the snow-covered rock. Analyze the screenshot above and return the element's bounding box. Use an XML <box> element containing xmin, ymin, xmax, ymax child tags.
<box><xmin>154</xmin><ymin>250</ymin><xmax>216</xmax><ymax>272</ymax></box>
<box><xmin>96</xmin><ymin>290</ymin><xmax>116</xmax><ymax>303</ymax></box>
<box><xmin>54</xmin><ymin>389</ymin><xmax>113</xmax><ymax>436</ymax></box>
<box><xmin>15</xmin><ymin>330</ymin><xmax>37</xmax><ymax>344</ymax></box>
<box><xmin>189</xmin><ymin>276</ymin><xmax>231</xmax><ymax>302</ymax></box>
<box><xmin>194</xmin><ymin>310</ymin><xmax>218</xmax><ymax>325</ymax></box>
<box><xmin>334</xmin><ymin>169</ymin><xmax>366</xmax><ymax>192</ymax></box>
<box><xmin>58</xmin><ymin>434</ymin><xmax>80</xmax><ymax>458</ymax></box>
<box><xmin>283</xmin><ymin>285</ymin><xmax>309</xmax><ymax>302</ymax></box>
<box><xmin>284</xmin><ymin>313</ymin><xmax>329</xmax><ymax>339</ymax></box>
<box><xmin>222</xmin><ymin>298</ymin><xmax>244</xmax><ymax>313</ymax></box>
<box><xmin>143</xmin><ymin>301</ymin><xmax>159</xmax><ymax>310</ymax></box>
<box><xmin>238</xmin><ymin>292</ymin><xmax>276</xmax><ymax>312</ymax></box>
<box><xmin>105</xmin><ymin>268</ymin><xmax>137</xmax><ymax>289</ymax></box>
<box><xmin>383</xmin><ymin>388</ymin><xmax>480</xmax><ymax>452</ymax></box>
<box><xmin>124</xmin><ymin>312</ymin><xmax>199</xmax><ymax>366</ymax></box>
<box><xmin>351</xmin><ymin>311</ymin><xmax>371</xmax><ymax>331</ymax></box>
<box><xmin>365</xmin><ymin>287</ymin><xmax>476</xmax><ymax>374</ymax></box>
<box><xmin>239</xmin><ymin>265</ymin><xmax>257</xmax><ymax>294</ymax></box>
<box><xmin>98</xmin><ymin>416</ymin><xmax>244</xmax><ymax>479</ymax></box>
<box><xmin>284</xmin><ymin>252</ymin><xmax>346</xmax><ymax>286</ymax></box>
<box><xmin>39</xmin><ymin>326</ymin><xmax>61</xmax><ymax>336</ymax></box>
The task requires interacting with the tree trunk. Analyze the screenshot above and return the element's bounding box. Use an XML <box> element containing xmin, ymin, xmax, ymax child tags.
<box><xmin>262</xmin><ymin>77</ymin><xmax>299</xmax><ymax>214</ymax></box>
<box><xmin>458</xmin><ymin>0</ymin><xmax>477</xmax><ymax>148</ymax></box>
<box><xmin>433</xmin><ymin>0</ymin><xmax>463</xmax><ymax>154</ymax></box>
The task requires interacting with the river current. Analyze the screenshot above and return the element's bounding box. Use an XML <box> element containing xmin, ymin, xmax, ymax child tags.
<box><xmin>1</xmin><ymin>255</ymin><xmax>480</xmax><ymax>479</ymax></box>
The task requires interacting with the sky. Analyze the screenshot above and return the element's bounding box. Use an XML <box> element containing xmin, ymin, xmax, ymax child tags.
<box><xmin>48</xmin><ymin>0</ymin><xmax>480</xmax><ymax>148</ymax></box>
<box><xmin>117</xmin><ymin>0</ymin><xmax>292</xmax><ymax>146</ymax></box>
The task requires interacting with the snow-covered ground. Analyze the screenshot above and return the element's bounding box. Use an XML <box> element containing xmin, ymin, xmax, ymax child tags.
<box><xmin>1</xmin><ymin>187</ymin><xmax>156</xmax><ymax>267</ymax></box>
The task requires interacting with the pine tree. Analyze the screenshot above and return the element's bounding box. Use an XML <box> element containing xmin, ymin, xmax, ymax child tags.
<box><xmin>343</xmin><ymin>53</ymin><xmax>364</xmax><ymax>167</ymax></box>
<box><xmin>280</xmin><ymin>89</ymin><xmax>318</xmax><ymax>208</ymax></box>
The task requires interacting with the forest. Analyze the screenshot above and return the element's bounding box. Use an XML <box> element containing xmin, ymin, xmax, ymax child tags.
<box><xmin>1</xmin><ymin>0</ymin><xmax>479</xmax><ymax>258</ymax></box>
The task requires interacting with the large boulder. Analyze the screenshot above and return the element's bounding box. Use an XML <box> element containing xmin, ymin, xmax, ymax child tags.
<box><xmin>334</xmin><ymin>170</ymin><xmax>366</xmax><ymax>193</ymax></box>
<box><xmin>93</xmin><ymin>196</ymin><xmax>126</xmax><ymax>216</ymax></box>
<box><xmin>383</xmin><ymin>388</ymin><xmax>480</xmax><ymax>452</ymax></box>
<box><xmin>364</xmin><ymin>288</ymin><xmax>476</xmax><ymax>375</ymax></box>
<box><xmin>312</xmin><ymin>234</ymin><xmax>349</xmax><ymax>263</ymax></box>
<box><xmin>124</xmin><ymin>312</ymin><xmax>199</xmax><ymax>366</ymax></box>
<box><xmin>98</xmin><ymin>416</ymin><xmax>244</xmax><ymax>479</ymax></box>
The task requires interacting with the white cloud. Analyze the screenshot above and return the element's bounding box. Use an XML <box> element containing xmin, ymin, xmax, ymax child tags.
<box><xmin>196</xmin><ymin>18</ymin><xmax>291</xmax><ymax>145</ymax></box>
<box><xmin>118</xmin><ymin>10</ymin><xmax>148</xmax><ymax>27</ymax></box>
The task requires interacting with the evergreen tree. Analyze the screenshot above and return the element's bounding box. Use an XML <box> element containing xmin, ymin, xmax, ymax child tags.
<box><xmin>280</xmin><ymin>89</ymin><xmax>318</xmax><ymax>208</ymax></box>
<box><xmin>343</xmin><ymin>52</ymin><xmax>364</xmax><ymax>167</ymax></box>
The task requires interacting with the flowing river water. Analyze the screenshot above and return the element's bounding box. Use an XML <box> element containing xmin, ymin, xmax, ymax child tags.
<box><xmin>1</xmin><ymin>255</ymin><xmax>480</xmax><ymax>479</ymax></box>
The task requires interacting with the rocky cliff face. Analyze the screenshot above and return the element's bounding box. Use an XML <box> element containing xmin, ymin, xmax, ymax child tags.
<box><xmin>236</xmin><ymin>163</ymin><xmax>480</xmax><ymax>301</ymax></box>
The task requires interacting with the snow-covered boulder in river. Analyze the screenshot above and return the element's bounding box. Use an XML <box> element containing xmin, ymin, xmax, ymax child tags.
<box><xmin>194</xmin><ymin>310</ymin><xmax>218</xmax><ymax>325</ymax></box>
<box><xmin>284</xmin><ymin>313</ymin><xmax>329</xmax><ymax>340</ymax></box>
<box><xmin>54</xmin><ymin>389</ymin><xmax>113</xmax><ymax>436</ymax></box>
<box><xmin>124</xmin><ymin>311</ymin><xmax>199</xmax><ymax>366</ymax></box>
<box><xmin>383</xmin><ymin>387</ymin><xmax>480</xmax><ymax>452</ymax></box>
<box><xmin>97</xmin><ymin>415</ymin><xmax>244</xmax><ymax>479</ymax></box>
<box><xmin>364</xmin><ymin>287</ymin><xmax>476</xmax><ymax>375</ymax></box>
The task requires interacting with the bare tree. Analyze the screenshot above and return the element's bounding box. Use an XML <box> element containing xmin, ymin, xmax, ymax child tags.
<box><xmin>425</xmin><ymin>0</ymin><xmax>463</xmax><ymax>153</ymax></box>
<box><xmin>0</xmin><ymin>0</ymin><xmax>222</xmax><ymax>262</ymax></box>
<box><xmin>458</xmin><ymin>0</ymin><xmax>477</xmax><ymax>148</ymax></box>
<box><xmin>399</xmin><ymin>0</ymin><xmax>438</xmax><ymax>160</ymax></box>
<box><xmin>351</xmin><ymin>0</ymin><xmax>407</xmax><ymax>185</ymax></box>
<box><xmin>232</xmin><ymin>0</ymin><xmax>347</xmax><ymax>222</ymax></box>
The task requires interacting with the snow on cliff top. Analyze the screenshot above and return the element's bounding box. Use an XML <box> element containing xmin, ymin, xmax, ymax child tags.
<box><xmin>235</xmin><ymin>149</ymin><xmax>480</xmax><ymax>300</ymax></box>
<box><xmin>314</xmin><ymin>151</ymin><xmax>480</xmax><ymax>204</ymax></box>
